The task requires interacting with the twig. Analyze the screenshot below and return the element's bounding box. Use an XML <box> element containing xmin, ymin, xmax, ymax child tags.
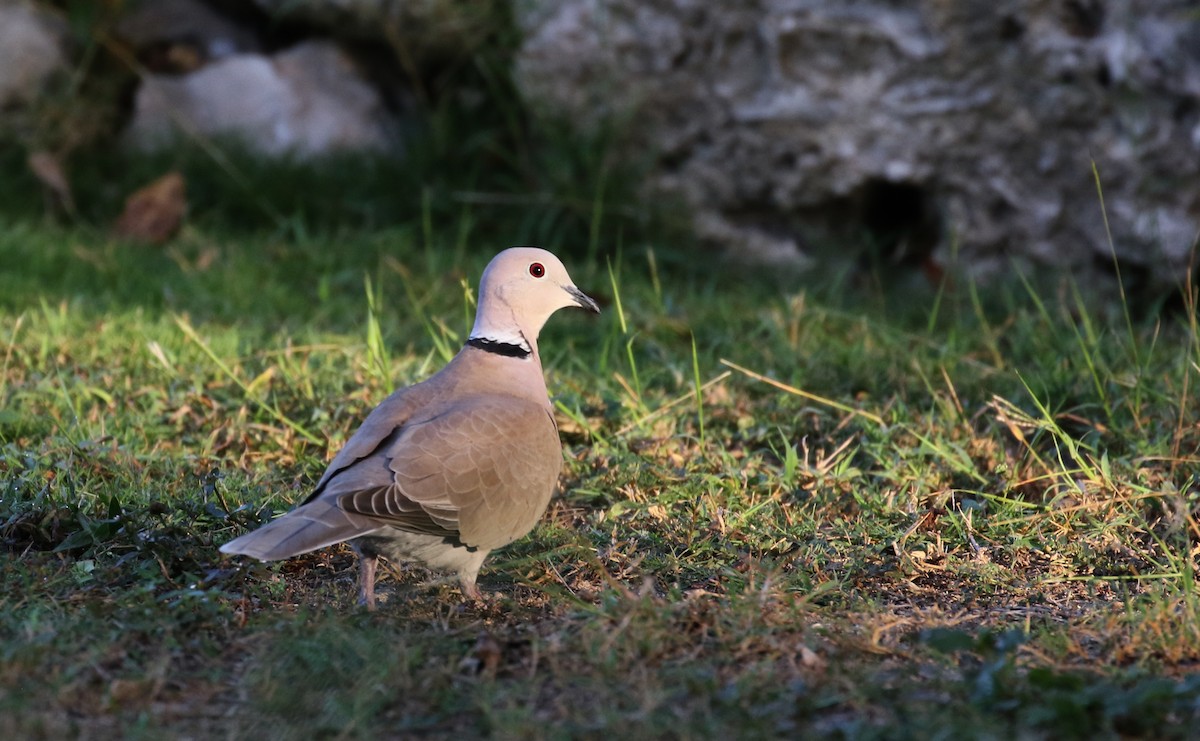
<box><xmin>614</xmin><ymin>371</ymin><xmax>732</xmax><ymax>437</ymax></box>
<box><xmin>719</xmin><ymin>359</ymin><xmax>884</xmax><ymax>426</ymax></box>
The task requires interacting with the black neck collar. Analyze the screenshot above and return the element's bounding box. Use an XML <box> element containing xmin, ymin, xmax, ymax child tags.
<box><xmin>466</xmin><ymin>337</ymin><xmax>531</xmax><ymax>359</ymax></box>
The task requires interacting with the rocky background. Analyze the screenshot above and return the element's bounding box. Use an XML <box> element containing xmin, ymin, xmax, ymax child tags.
<box><xmin>2</xmin><ymin>0</ymin><xmax>1198</xmax><ymax>289</ymax></box>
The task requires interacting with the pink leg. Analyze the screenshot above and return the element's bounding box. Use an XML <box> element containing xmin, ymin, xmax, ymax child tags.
<box><xmin>357</xmin><ymin>554</ymin><xmax>378</xmax><ymax>610</ymax></box>
<box><xmin>460</xmin><ymin>578</ymin><xmax>483</xmax><ymax>603</ymax></box>
<box><xmin>458</xmin><ymin>554</ymin><xmax>487</xmax><ymax>603</ymax></box>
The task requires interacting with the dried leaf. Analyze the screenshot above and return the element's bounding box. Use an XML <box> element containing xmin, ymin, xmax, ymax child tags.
<box><xmin>459</xmin><ymin>632</ymin><xmax>502</xmax><ymax>676</ymax></box>
<box><xmin>799</xmin><ymin>644</ymin><xmax>827</xmax><ymax>671</ymax></box>
<box><xmin>165</xmin><ymin>42</ymin><xmax>205</xmax><ymax>73</ymax></box>
<box><xmin>115</xmin><ymin>171</ymin><xmax>187</xmax><ymax>245</ymax></box>
<box><xmin>27</xmin><ymin>150</ymin><xmax>75</xmax><ymax>213</ymax></box>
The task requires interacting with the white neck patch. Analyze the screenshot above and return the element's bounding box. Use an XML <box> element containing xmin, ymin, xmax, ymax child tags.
<box><xmin>468</xmin><ymin>328</ymin><xmax>532</xmax><ymax>354</ymax></box>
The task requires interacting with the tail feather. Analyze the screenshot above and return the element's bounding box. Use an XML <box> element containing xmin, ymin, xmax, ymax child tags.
<box><xmin>219</xmin><ymin>499</ymin><xmax>382</xmax><ymax>561</ymax></box>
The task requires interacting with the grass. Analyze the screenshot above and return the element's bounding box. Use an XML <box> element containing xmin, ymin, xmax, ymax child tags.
<box><xmin>2</xmin><ymin>192</ymin><xmax>1199</xmax><ymax>737</ymax></box>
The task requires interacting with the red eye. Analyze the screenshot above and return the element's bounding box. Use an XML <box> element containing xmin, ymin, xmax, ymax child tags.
<box><xmin>529</xmin><ymin>262</ymin><xmax>545</xmax><ymax>278</ymax></box>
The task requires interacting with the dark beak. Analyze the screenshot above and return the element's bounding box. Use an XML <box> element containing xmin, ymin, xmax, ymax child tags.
<box><xmin>565</xmin><ymin>285</ymin><xmax>601</xmax><ymax>314</ymax></box>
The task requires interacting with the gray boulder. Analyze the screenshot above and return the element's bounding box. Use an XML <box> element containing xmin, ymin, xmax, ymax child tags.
<box><xmin>0</xmin><ymin>1</ymin><xmax>67</xmax><ymax>109</ymax></box>
<box><xmin>125</xmin><ymin>40</ymin><xmax>395</xmax><ymax>158</ymax></box>
<box><xmin>515</xmin><ymin>0</ymin><xmax>1200</xmax><ymax>283</ymax></box>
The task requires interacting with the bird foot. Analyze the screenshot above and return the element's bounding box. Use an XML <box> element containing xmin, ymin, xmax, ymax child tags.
<box><xmin>462</xmin><ymin>581</ymin><xmax>499</xmax><ymax>604</ymax></box>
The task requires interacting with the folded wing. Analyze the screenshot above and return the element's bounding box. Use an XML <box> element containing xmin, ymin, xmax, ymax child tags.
<box><xmin>221</xmin><ymin>393</ymin><xmax>562</xmax><ymax>561</ymax></box>
<box><xmin>338</xmin><ymin>394</ymin><xmax>562</xmax><ymax>550</ymax></box>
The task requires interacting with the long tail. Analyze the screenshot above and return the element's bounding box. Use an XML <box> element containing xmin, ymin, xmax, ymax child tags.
<box><xmin>219</xmin><ymin>499</ymin><xmax>382</xmax><ymax>561</ymax></box>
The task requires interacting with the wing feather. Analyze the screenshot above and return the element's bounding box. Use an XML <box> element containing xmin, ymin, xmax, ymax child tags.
<box><xmin>338</xmin><ymin>394</ymin><xmax>562</xmax><ymax>549</ymax></box>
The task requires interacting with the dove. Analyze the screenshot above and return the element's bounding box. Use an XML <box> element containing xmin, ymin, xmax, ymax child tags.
<box><xmin>220</xmin><ymin>247</ymin><xmax>599</xmax><ymax>608</ymax></box>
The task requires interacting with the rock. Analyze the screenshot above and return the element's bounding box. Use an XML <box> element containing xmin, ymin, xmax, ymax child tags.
<box><xmin>515</xmin><ymin>0</ymin><xmax>1200</xmax><ymax>285</ymax></box>
<box><xmin>115</xmin><ymin>0</ymin><xmax>261</xmax><ymax>67</ymax></box>
<box><xmin>124</xmin><ymin>40</ymin><xmax>395</xmax><ymax>158</ymax></box>
<box><xmin>250</xmin><ymin>0</ymin><xmax>500</xmax><ymax>57</ymax></box>
<box><xmin>0</xmin><ymin>1</ymin><xmax>67</xmax><ymax>108</ymax></box>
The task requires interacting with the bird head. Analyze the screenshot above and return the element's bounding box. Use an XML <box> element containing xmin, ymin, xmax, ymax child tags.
<box><xmin>470</xmin><ymin>247</ymin><xmax>600</xmax><ymax>353</ymax></box>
